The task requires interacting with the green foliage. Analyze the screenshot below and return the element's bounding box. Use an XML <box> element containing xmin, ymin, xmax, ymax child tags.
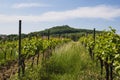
<box><xmin>0</xmin><ymin>36</ymin><xmax>70</xmax><ymax>66</ymax></box>
<box><xmin>80</xmin><ymin>27</ymin><xmax>120</xmax><ymax>78</ymax></box>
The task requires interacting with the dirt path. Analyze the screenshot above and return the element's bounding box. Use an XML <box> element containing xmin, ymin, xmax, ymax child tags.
<box><xmin>0</xmin><ymin>60</ymin><xmax>18</xmax><ymax>80</ymax></box>
<box><xmin>0</xmin><ymin>54</ymin><xmax>42</xmax><ymax>80</ymax></box>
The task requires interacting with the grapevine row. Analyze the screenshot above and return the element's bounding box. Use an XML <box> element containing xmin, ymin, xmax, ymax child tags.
<box><xmin>80</xmin><ymin>27</ymin><xmax>120</xmax><ymax>80</ymax></box>
<box><xmin>0</xmin><ymin>37</ymin><xmax>70</xmax><ymax>65</ymax></box>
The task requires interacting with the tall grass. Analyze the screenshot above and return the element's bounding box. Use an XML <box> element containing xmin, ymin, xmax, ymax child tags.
<box><xmin>39</xmin><ymin>42</ymin><xmax>101</xmax><ymax>80</ymax></box>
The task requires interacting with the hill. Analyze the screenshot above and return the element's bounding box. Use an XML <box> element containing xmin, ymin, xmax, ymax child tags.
<box><xmin>28</xmin><ymin>25</ymin><xmax>97</xmax><ymax>36</ymax></box>
<box><xmin>28</xmin><ymin>25</ymin><xmax>99</xmax><ymax>41</ymax></box>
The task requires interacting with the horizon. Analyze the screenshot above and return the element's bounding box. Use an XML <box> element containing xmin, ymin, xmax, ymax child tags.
<box><xmin>0</xmin><ymin>25</ymin><xmax>99</xmax><ymax>35</ymax></box>
<box><xmin>0</xmin><ymin>0</ymin><xmax>120</xmax><ymax>34</ymax></box>
<box><xmin>0</xmin><ymin>25</ymin><xmax>119</xmax><ymax>35</ymax></box>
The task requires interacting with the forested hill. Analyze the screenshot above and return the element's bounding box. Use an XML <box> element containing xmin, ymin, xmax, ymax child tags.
<box><xmin>28</xmin><ymin>25</ymin><xmax>99</xmax><ymax>36</ymax></box>
<box><xmin>41</xmin><ymin>25</ymin><xmax>93</xmax><ymax>34</ymax></box>
<box><xmin>0</xmin><ymin>25</ymin><xmax>100</xmax><ymax>41</ymax></box>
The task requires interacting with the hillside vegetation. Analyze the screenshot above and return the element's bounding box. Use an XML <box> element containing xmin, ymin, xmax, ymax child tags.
<box><xmin>0</xmin><ymin>25</ymin><xmax>100</xmax><ymax>41</ymax></box>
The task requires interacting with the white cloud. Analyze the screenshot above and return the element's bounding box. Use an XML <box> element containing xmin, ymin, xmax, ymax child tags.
<box><xmin>1</xmin><ymin>5</ymin><xmax>120</xmax><ymax>23</ymax></box>
<box><xmin>12</xmin><ymin>3</ymin><xmax>51</xmax><ymax>8</ymax></box>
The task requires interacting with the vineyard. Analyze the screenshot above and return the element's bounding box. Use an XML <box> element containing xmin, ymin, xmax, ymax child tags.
<box><xmin>0</xmin><ymin>21</ymin><xmax>120</xmax><ymax>80</ymax></box>
<box><xmin>0</xmin><ymin>35</ymin><xmax>70</xmax><ymax>79</ymax></box>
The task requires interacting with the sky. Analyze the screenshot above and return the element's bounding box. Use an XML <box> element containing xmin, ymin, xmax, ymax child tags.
<box><xmin>0</xmin><ymin>0</ymin><xmax>120</xmax><ymax>34</ymax></box>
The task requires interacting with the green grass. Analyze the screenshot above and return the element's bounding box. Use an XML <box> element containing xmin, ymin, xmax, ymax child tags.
<box><xmin>39</xmin><ymin>42</ymin><xmax>101</xmax><ymax>80</ymax></box>
<box><xmin>10</xmin><ymin>42</ymin><xmax>102</xmax><ymax>80</ymax></box>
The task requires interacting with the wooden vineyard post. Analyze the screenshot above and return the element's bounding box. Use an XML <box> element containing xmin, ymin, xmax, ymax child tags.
<box><xmin>48</xmin><ymin>30</ymin><xmax>52</xmax><ymax>58</ymax></box>
<box><xmin>18</xmin><ymin>20</ymin><xmax>22</xmax><ymax>78</ymax></box>
<box><xmin>48</xmin><ymin>30</ymin><xmax>50</xmax><ymax>56</ymax></box>
<box><xmin>93</xmin><ymin>28</ymin><xmax>96</xmax><ymax>60</ymax></box>
<box><xmin>48</xmin><ymin>30</ymin><xmax>50</xmax><ymax>40</ymax></box>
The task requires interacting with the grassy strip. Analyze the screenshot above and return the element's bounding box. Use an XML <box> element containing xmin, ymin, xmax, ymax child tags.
<box><xmin>39</xmin><ymin>42</ymin><xmax>101</xmax><ymax>80</ymax></box>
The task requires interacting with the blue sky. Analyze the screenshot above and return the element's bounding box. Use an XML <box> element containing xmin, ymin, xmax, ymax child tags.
<box><xmin>0</xmin><ymin>0</ymin><xmax>120</xmax><ymax>34</ymax></box>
